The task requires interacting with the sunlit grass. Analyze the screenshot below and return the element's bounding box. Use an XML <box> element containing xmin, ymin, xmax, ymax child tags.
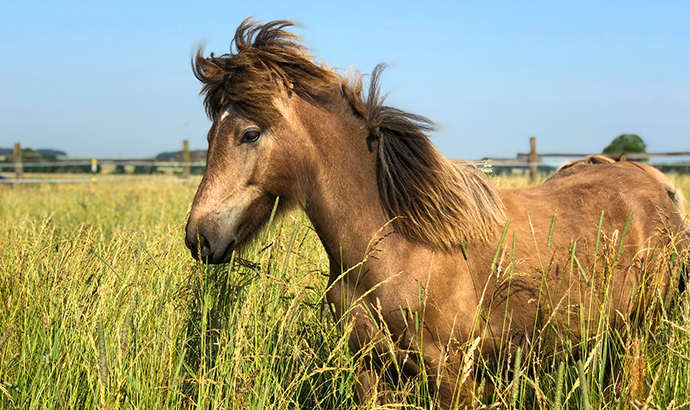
<box><xmin>0</xmin><ymin>174</ymin><xmax>688</xmax><ymax>409</ymax></box>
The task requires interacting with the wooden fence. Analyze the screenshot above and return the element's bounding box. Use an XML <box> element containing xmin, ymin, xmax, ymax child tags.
<box><xmin>507</xmin><ymin>137</ymin><xmax>689</xmax><ymax>183</ymax></box>
<box><xmin>2</xmin><ymin>138</ymin><xmax>688</xmax><ymax>184</ymax></box>
<box><xmin>0</xmin><ymin>140</ymin><xmax>205</xmax><ymax>183</ymax></box>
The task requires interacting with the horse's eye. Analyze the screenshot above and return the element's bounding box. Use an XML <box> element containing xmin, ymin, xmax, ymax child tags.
<box><xmin>241</xmin><ymin>129</ymin><xmax>261</xmax><ymax>144</ymax></box>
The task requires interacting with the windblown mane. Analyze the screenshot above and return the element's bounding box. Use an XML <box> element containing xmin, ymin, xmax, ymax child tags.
<box><xmin>355</xmin><ymin>66</ymin><xmax>506</xmax><ymax>250</ymax></box>
<box><xmin>194</xmin><ymin>19</ymin><xmax>507</xmax><ymax>251</ymax></box>
<box><xmin>193</xmin><ymin>19</ymin><xmax>340</xmax><ymax>127</ymax></box>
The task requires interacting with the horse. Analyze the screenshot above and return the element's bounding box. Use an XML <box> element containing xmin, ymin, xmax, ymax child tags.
<box><xmin>184</xmin><ymin>19</ymin><xmax>687</xmax><ymax>407</ymax></box>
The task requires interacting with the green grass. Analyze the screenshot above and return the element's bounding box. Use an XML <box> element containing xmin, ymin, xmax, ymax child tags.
<box><xmin>0</xmin><ymin>175</ymin><xmax>689</xmax><ymax>409</ymax></box>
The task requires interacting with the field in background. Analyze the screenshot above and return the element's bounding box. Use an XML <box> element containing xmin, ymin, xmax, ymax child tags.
<box><xmin>0</xmin><ymin>174</ymin><xmax>689</xmax><ymax>409</ymax></box>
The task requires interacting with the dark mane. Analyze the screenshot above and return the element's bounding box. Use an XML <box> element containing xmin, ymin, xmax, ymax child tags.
<box><xmin>194</xmin><ymin>19</ymin><xmax>506</xmax><ymax>250</ymax></box>
<box><xmin>357</xmin><ymin>66</ymin><xmax>506</xmax><ymax>250</ymax></box>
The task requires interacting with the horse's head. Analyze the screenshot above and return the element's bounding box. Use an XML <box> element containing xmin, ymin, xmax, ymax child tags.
<box><xmin>184</xmin><ymin>20</ymin><xmax>339</xmax><ymax>263</ymax></box>
<box><xmin>185</xmin><ymin>19</ymin><xmax>507</xmax><ymax>263</ymax></box>
<box><xmin>185</xmin><ymin>87</ymin><xmax>326</xmax><ymax>263</ymax></box>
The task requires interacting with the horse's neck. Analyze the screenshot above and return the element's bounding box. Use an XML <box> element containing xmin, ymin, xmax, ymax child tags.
<box><xmin>296</xmin><ymin>98</ymin><xmax>505</xmax><ymax>273</ymax></box>
<box><xmin>301</xmin><ymin>115</ymin><xmax>389</xmax><ymax>270</ymax></box>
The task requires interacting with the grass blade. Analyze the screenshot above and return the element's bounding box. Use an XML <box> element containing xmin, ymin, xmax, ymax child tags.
<box><xmin>577</xmin><ymin>360</ymin><xmax>592</xmax><ymax>410</ymax></box>
<box><xmin>547</xmin><ymin>212</ymin><xmax>557</xmax><ymax>247</ymax></box>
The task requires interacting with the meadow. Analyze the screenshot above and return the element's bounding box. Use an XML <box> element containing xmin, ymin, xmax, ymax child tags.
<box><xmin>0</xmin><ymin>173</ymin><xmax>689</xmax><ymax>409</ymax></box>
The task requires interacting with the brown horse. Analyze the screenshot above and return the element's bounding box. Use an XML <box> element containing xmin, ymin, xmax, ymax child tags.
<box><xmin>185</xmin><ymin>19</ymin><xmax>687</xmax><ymax>407</ymax></box>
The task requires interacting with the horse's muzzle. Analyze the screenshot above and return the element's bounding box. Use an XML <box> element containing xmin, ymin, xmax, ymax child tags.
<box><xmin>185</xmin><ymin>218</ymin><xmax>236</xmax><ymax>264</ymax></box>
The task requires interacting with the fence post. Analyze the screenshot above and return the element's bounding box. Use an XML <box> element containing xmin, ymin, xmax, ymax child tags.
<box><xmin>13</xmin><ymin>142</ymin><xmax>23</xmax><ymax>180</ymax></box>
<box><xmin>182</xmin><ymin>140</ymin><xmax>190</xmax><ymax>179</ymax></box>
<box><xmin>529</xmin><ymin>136</ymin><xmax>537</xmax><ymax>183</ymax></box>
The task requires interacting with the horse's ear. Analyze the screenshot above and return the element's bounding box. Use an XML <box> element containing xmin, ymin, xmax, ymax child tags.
<box><xmin>619</xmin><ymin>154</ymin><xmax>627</xmax><ymax>162</ymax></box>
<box><xmin>193</xmin><ymin>47</ymin><xmax>235</xmax><ymax>119</ymax></box>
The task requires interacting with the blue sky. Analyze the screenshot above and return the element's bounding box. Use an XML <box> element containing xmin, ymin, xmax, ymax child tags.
<box><xmin>1</xmin><ymin>0</ymin><xmax>688</xmax><ymax>162</ymax></box>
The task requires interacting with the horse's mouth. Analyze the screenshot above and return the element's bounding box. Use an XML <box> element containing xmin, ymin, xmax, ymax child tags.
<box><xmin>216</xmin><ymin>239</ymin><xmax>237</xmax><ymax>264</ymax></box>
<box><xmin>186</xmin><ymin>233</ymin><xmax>237</xmax><ymax>264</ymax></box>
<box><xmin>201</xmin><ymin>238</ymin><xmax>237</xmax><ymax>265</ymax></box>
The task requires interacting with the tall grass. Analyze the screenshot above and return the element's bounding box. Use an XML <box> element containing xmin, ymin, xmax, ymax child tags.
<box><xmin>0</xmin><ymin>174</ymin><xmax>688</xmax><ymax>409</ymax></box>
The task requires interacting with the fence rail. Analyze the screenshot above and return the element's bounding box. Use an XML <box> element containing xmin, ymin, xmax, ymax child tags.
<box><xmin>0</xmin><ymin>176</ymin><xmax>199</xmax><ymax>184</ymax></box>
<box><xmin>2</xmin><ymin>138</ymin><xmax>688</xmax><ymax>184</ymax></box>
<box><xmin>0</xmin><ymin>160</ymin><xmax>206</xmax><ymax>169</ymax></box>
<box><xmin>1</xmin><ymin>140</ymin><xmax>206</xmax><ymax>183</ymax></box>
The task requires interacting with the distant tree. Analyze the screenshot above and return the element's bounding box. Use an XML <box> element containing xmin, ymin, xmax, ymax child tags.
<box><xmin>603</xmin><ymin>134</ymin><xmax>647</xmax><ymax>155</ymax></box>
<box><xmin>36</xmin><ymin>149</ymin><xmax>67</xmax><ymax>158</ymax></box>
<box><xmin>156</xmin><ymin>151</ymin><xmax>178</xmax><ymax>160</ymax></box>
<box><xmin>21</xmin><ymin>148</ymin><xmax>40</xmax><ymax>160</ymax></box>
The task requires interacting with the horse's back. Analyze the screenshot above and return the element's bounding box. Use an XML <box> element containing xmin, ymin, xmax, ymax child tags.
<box><xmin>491</xmin><ymin>160</ymin><xmax>686</xmax><ymax>341</ymax></box>
<box><xmin>500</xmin><ymin>161</ymin><xmax>685</xmax><ymax>257</ymax></box>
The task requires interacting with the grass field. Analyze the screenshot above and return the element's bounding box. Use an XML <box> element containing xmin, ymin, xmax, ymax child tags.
<box><xmin>0</xmin><ymin>174</ymin><xmax>689</xmax><ymax>409</ymax></box>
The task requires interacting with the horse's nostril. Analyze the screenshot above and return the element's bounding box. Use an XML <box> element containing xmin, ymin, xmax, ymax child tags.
<box><xmin>185</xmin><ymin>226</ymin><xmax>212</xmax><ymax>261</ymax></box>
<box><xmin>185</xmin><ymin>219</ymin><xmax>232</xmax><ymax>263</ymax></box>
<box><xmin>199</xmin><ymin>233</ymin><xmax>212</xmax><ymax>260</ymax></box>
<box><xmin>194</xmin><ymin>232</ymin><xmax>211</xmax><ymax>259</ymax></box>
